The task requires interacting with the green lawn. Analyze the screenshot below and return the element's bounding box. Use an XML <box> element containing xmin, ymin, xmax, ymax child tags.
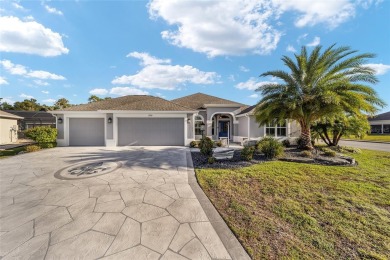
<box><xmin>196</xmin><ymin>150</ymin><xmax>390</xmax><ymax>259</ymax></box>
<box><xmin>343</xmin><ymin>134</ymin><xmax>390</xmax><ymax>143</ymax></box>
<box><xmin>0</xmin><ymin>146</ymin><xmax>26</xmax><ymax>158</ymax></box>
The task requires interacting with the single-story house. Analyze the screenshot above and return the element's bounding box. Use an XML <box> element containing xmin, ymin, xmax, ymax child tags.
<box><xmin>4</xmin><ymin>110</ymin><xmax>56</xmax><ymax>130</ymax></box>
<box><xmin>51</xmin><ymin>93</ymin><xmax>301</xmax><ymax>147</ymax></box>
<box><xmin>368</xmin><ymin>111</ymin><xmax>390</xmax><ymax>134</ymax></box>
<box><xmin>0</xmin><ymin>111</ymin><xmax>23</xmax><ymax>144</ymax></box>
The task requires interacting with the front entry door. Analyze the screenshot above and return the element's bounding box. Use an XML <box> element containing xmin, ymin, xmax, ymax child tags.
<box><xmin>218</xmin><ymin>121</ymin><xmax>229</xmax><ymax>138</ymax></box>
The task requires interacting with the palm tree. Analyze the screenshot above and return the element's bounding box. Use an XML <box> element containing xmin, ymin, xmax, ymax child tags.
<box><xmin>255</xmin><ymin>44</ymin><xmax>385</xmax><ymax>149</ymax></box>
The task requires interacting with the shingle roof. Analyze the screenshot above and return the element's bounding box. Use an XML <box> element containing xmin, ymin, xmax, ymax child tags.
<box><xmin>0</xmin><ymin>110</ymin><xmax>24</xmax><ymax>119</ymax></box>
<box><xmin>236</xmin><ymin>105</ymin><xmax>256</xmax><ymax>116</ymax></box>
<box><xmin>368</xmin><ymin>111</ymin><xmax>390</xmax><ymax>121</ymax></box>
<box><xmin>171</xmin><ymin>93</ymin><xmax>245</xmax><ymax>110</ymax></box>
<box><xmin>60</xmin><ymin>95</ymin><xmax>194</xmax><ymax>112</ymax></box>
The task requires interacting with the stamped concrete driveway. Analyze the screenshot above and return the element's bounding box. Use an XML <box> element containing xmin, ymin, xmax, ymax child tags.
<box><xmin>0</xmin><ymin>147</ymin><xmax>234</xmax><ymax>260</ymax></box>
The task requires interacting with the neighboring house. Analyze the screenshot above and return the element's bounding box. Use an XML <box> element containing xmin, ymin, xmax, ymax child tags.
<box><xmin>0</xmin><ymin>111</ymin><xmax>23</xmax><ymax>144</ymax></box>
<box><xmin>368</xmin><ymin>111</ymin><xmax>390</xmax><ymax>134</ymax></box>
<box><xmin>4</xmin><ymin>110</ymin><xmax>56</xmax><ymax>130</ymax></box>
<box><xmin>51</xmin><ymin>93</ymin><xmax>301</xmax><ymax>147</ymax></box>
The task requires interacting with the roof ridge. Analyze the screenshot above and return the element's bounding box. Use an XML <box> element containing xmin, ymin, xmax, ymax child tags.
<box><xmin>154</xmin><ymin>96</ymin><xmax>195</xmax><ymax>111</ymax></box>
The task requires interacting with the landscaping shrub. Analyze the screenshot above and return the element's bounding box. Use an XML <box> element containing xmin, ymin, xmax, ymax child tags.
<box><xmin>190</xmin><ymin>140</ymin><xmax>200</xmax><ymax>148</ymax></box>
<box><xmin>39</xmin><ymin>142</ymin><xmax>57</xmax><ymax>149</ymax></box>
<box><xmin>25</xmin><ymin>127</ymin><xmax>57</xmax><ymax>147</ymax></box>
<box><xmin>25</xmin><ymin>145</ymin><xmax>41</xmax><ymax>153</ymax></box>
<box><xmin>241</xmin><ymin>146</ymin><xmax>255</xmax><ymax>161</ymax></box>
<box><xmin>258</xmin><ymin>137</ymin><xmax>284</xmax><ymax>159</ymax></box>
<box><xmin>256</xmin><ymin>137</ymin><xmax>274</xmax><ymax>151</ymax></box>
<box><xmin>282</xmin><ymin>139</ymin><xmax>291</xmax><ymax>147</ymax></box>
<box><xmin>199</xmin><ymin>136</ymin><xmax>213</xmax><ymax>156</ymax></box>
<box><xmin>322</xmin><ymin>148</ymin><xmax>336</xmax><ymax>157</ymax></box>
<box><xmin>301</xmin><ymin>150</ymin><xmax>313</xmax><ymax>158</ymax></box>
<box><xmin>208</xmin><ymin>157</ymin><xmax>216</xmax><ymax>164</ymax></box>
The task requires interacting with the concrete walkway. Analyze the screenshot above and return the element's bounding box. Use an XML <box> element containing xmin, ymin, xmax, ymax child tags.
<box><xmin>0</xmin><ymin>147</ymin><xmax>249</xmax><ymax>259</ymax></box>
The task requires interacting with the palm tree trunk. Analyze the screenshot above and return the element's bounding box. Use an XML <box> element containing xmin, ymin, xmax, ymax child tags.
<box><xmin>300</xmin><ymin>121</ymin><xmax>313</xmax><ymax>150</ymax></box>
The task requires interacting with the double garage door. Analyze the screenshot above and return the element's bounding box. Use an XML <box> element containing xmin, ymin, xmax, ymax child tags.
<box><xmin>118</xmin><ymin>118</ymin><xmax>184</xmax><ymax>146</ymax></box>
<box><xmin>68</xmin><ymin>117</ymin><xmax>184</xmax><ymax>146</ymax></box>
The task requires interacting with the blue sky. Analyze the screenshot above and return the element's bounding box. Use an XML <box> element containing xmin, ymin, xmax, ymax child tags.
<box><xmin>0</xmin><ymin>0</ymin><xmax>389</xmax><ymax>113</ymax></box>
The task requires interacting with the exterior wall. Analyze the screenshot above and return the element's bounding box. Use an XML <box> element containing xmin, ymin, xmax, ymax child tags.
<box><xmin>57</xmin><ymin>114</ymin><xmax>65</xmax><ymax>139</ymax></box>
<box><xmin>187</xmin><ymin>114</ymin><xmax>194</xmax><ymax>139</ymax></box>
<box><xmin>106</xmin><ymin>113</ymin><xmax>114</xmax><ymax>139</ymax></box>
<box><xmin>289</xmin><ymin>120</ymin><xmax>301</xmax><ymax>137</ymax></box>
<box><xmin>249</xmin><ymin>116</ymin><xmax>264</xmax><ymax>138</ymax></box>
<box><xmin>0</xmin><ymin>118</ymin><xmax>18</xmax><ymax>144</ymax></box>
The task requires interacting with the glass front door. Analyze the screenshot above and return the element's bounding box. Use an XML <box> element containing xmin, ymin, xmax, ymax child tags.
<box><xmin>218</xmin><ymin>121</ymin><xmax>229</xmax><ymax>138</ymax></box>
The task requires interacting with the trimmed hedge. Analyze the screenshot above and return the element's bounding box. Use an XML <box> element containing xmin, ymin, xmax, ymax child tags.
<box><xmin>25</xmin><ymin>126</ymin><xmax>57</xmax><ymax>144</ymax></box>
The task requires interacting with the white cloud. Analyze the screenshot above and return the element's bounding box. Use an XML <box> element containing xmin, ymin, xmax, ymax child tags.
<box><xmin>12</xmin><ymin>2</ymin><xmax>25</xmax><ymax>10</ymax></box>
<box><xmin>236</xmin><ymin>77</ymin><xmax>277</xmax><ymax>91</ymax></box>
<box><xmin>127</xmin><ymin>52</ymin><xmax>171</xmax><ymax>66</ymax></box>
<box><xmin>0</xmin><ymin>16</ymin><xmax>69</xmax><ymax>56</ymax></box>
<box><xmin>34</xmin><ymin>80</ymin><xmax>49</xmax><ymax>86</ymax></box>
<box><xmin>0</xmin><ymin>60</ymin><xmax>27</xmax><ymax>75</ymax></box>
<box><xmin>0</xmin><ymin>59</ymin><xmax>66</xmax><ymax>80</ymax></box>
<box><xmin>0</xmin><ymin>76</ymin><xmax>8</xmax><ymax>85</ymax></box>
<box><xmin>41</xmin><ymin>90</ymin><xmax>49</xmax><ymax>94</ymax></box>
<box><xmin>19</xmin><ymin>93</ymin><xmax>34</xmax><ymax>99</ymax></box>
<box><xmin>286</xmin><ymin>45</ymin><xmax>296</xmax><ymax>52</ymax></box>
<box><xmin>148</xmin><ymin>0</ymin><xmax>281</xmax><ymax>57</ymax></box>
<box><xmin>228</xmin><ymin>75</ymin><xmax>236</xmax><ymax>82</ymax></box>
<box><xmin>44</xmin><ymin>5</ymin><xmax>63</xmax><ymax>15</ymax></box>
<box><xmin>306</xmin><ymin>36</ymin><xmax>320</xmax><ymax>47</ymax></box>
<box><xmin>113</xmin><ymin>52</ymin><xmax>219</xmax><ymax>90</ymax></box>
<box><xmin>42</xmin><ymin>98</ymin><xmax>56</xmax><ymax>103</ymax></box>
<box><xmin>239</xmin><ymin>66</ymin><xmax>250</xmax><ymax>72</ymax></box>
<box><xmin>24</xmin><ymin>15</ymin><xmax>34</xmax><ymax>21</ymax></box>
<box><xmin>366</xmin><ymin>63</ymin><xmax>390</xmax><ymax>75</ymax></box>
<box><xmin>249</xmin><ymin>94</ymin><xmax>259</xmax><ymax>98</ymax></box>
<box><xmin>27</xmin><ymin>70</ymin><xmax>65</xmax><ymax>80</ymax></box>
<box><xmin>273</xmin><ymin>0</ymin><xmax>355</xmax><ymax>28</ymax></box>
<box><xmin>89</xmin><ymin>88</ymin><xmax>109</xmax><ymax>95</ymax></box>
<box><xmin>1</xmin><ymin>97</ymin><xmax>15</xmax><ymax>104</ymax></box>
<box><xmin>109</xmin><ymin>87</ymin><xmax>149</xmax><ymax>96</ymax></box>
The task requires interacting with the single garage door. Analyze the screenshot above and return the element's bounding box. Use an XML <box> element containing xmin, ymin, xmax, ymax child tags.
<box><xmin>118</xmin><ymin>118</ymin><xmax>184</xmax><ymax>146</ymax></box>
<box><xmin>69</xmin><ymin>118</ymin><xmax>105</xmax><ymax>146</ymax></box>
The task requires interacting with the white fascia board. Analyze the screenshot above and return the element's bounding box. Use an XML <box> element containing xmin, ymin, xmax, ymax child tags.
<box><xmin>203</xmin><ymin>104</ymin><xmax>243</xmax><ymax>108</ymax></box>
<box><xmin>98</xmin><ymin>110</ymin><xmax>196</xmax><ymax>114</ymax></box>
<box><xmin>236</xmin><ymin>113</ymin><xmax>254</xmax><ymax>118</ymax></box>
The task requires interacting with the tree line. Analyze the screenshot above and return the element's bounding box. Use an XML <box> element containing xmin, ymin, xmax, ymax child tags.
<box><xmin>0</xmin><ymin>95</ymin><xmax>111</xmax><ymax>111</ymax></box>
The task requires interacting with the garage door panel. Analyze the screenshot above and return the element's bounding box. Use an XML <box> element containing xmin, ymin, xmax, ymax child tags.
<box><xmin>69</xmin><ymin>118</ymin><xmax>105</xmax><ymax>146</ymax></box>
<box><xmin>118</xmin><ymin>118</ymin><xmax>184</xmax><ymax>146</ymax></box>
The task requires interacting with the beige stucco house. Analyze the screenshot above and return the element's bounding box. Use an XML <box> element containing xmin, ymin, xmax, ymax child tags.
<box><xmin>0</xmin><ymin>111</ymin><xmax>23</xmax><ymax>144</ymax></box>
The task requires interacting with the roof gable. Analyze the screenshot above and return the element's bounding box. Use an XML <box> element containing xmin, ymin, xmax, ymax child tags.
<box><xmin>171</xmin><ymin>93</ymin><xmax>245</xmax><ymax>110</ymax></box>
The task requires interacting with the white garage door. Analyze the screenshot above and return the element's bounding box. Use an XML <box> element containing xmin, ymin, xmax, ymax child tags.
<box><xmin>69</xmin><ymin>118</ymin><xmax>105</xmax><ymax>146</ymax></box>
<box><xmin>118</xmin><ymin>118</ymin><xmax>184</xmax><ymax>146</ymax></box>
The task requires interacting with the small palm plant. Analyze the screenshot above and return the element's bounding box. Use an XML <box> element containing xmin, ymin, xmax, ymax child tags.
<box><xmin>255</xmin><ymin>44</ymin><xmax>385</xmax><ymax>149</ymax></box>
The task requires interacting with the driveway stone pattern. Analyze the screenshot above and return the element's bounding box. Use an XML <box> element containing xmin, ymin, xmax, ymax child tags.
<box><xmin>0</xmin><ymin>147</ymin><xmax>232</xmax><ymax>259</ymax></box>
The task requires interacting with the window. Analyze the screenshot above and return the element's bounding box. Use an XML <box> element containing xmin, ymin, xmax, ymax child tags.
<box><xmin>195</xmin><ymin>115</ymin><xmax>204</xmax><ymax>135</ymax></box>
<box><xmin>265</xmin><ymin>120</ymin><xmax>287</xmax><ymax>137</ymax></box>
<box><xmin>370</xmin><ymin>125</ymin><xmax>382</xmax><ymax>134</ymax></box>
<box><xmin>384</xmin><ymin>125</ymin><xmax>390</xmax><ymax>134</ymax></box>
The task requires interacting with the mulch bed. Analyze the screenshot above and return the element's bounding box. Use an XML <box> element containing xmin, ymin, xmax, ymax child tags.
<box><xmin>191</xmin><ymin>147</ymin><xmax>356</xmax><ymax>169</ymax></box>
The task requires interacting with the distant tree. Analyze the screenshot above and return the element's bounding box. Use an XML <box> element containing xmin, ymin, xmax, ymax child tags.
<box><xmin>13</xmin><ymin>99</ymin><xmax>42</xmax><ymax>111</ymax></box>
<box><xmin>0</xmin><ymin>98</ymin><xmax>14</xmax><ymax>110</ymax></box>
<box><xmin>54</xmin><ymin>98</ymin><xmax>72</xmax><ymax>110</ymax></box>
<box><xmin>311</xmin><ymin>114</ymin><xmax>371</xmax><ymax>146</ymax></box>
<box><xmin>254</xmin><ymin>44</ymin><xmax>385</xmax><ymax>150</ymax></box>
<box><xmin>88</xmin><ymin>95</ymin><xmax>111</xmax><ymax>103</ymax></box>
<box><xmin>88</xmin><ymin>95</ymin><xmax>103</xmax><ymax>103</ymax></box>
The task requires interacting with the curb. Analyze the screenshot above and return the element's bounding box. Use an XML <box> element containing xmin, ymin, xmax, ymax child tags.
<box><xmin>341</xmin><ymin>139</ymin><xmax>390</xmax><ymax>144</ymax></box>
<box><xmin>185</xmin><ymin>149</ymin><xmax>251</xmax><ymax>260</ymax></box>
